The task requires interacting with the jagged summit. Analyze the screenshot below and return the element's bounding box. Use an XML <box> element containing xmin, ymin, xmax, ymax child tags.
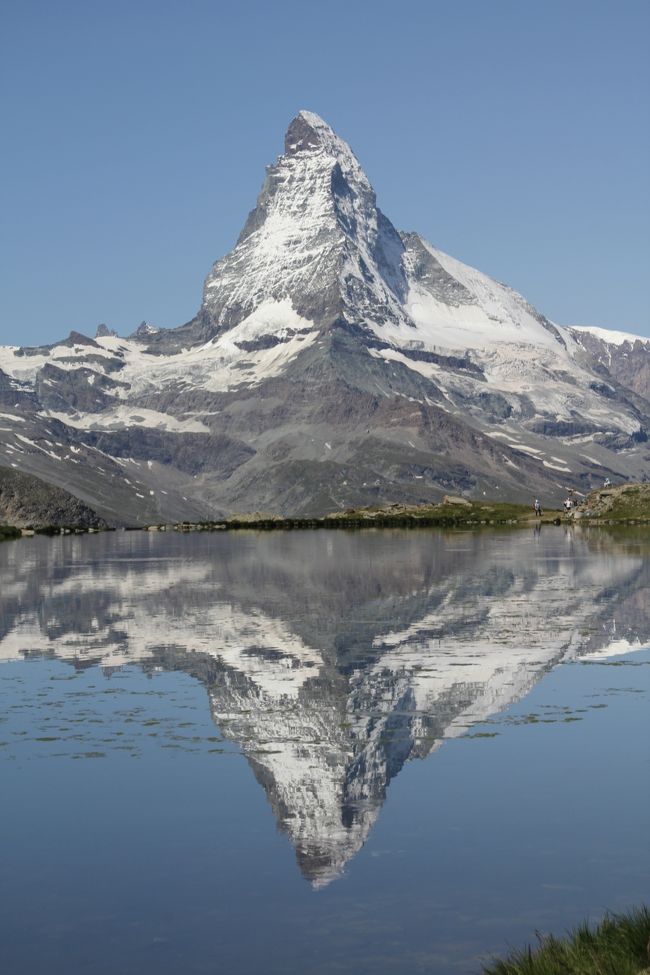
<box><xmin>192</xmin><ymin>109</ymin><xmax>407</xmax><ymax>343</ymax></box>
<box><xmin>131</xmin><ymin>112</ymin><xmax>586</xmax><ymax>362</ymax></box>
<box><xmin>284</xmin><ymin>110</ymin><xmax>340</xmax><ymax>153</ymax></box>
<box><xmin>95</xmin><ymin>323</ymin><xmax>117</xmax><ymax>339</ymax></box>
<box><xmin>284</xmin><ymin>110</ymin><xmax>369</xmax><ymax>185</ymax></box>
<box><xmin>189</xmin><ymin>111</ymin><xmax>576</xmax><ymax>358</ymax></box>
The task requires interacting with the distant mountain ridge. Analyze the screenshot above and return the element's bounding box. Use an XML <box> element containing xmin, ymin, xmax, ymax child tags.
<box><xmin>0</xmin><ymin>111</ymin><xmax>648</xmax><ymax>523</ymax></box>
<box><xmin>568</xmin><ymin>325</ymin><xmax>650</xmax><ymax>402</ymax></box>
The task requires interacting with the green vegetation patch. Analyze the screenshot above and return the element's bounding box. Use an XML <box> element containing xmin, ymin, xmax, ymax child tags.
<box><xmin>483</xmin><ymin>905</ymin><xmax>650</xmax><ymax>975</ymax></box>
<box><xmin>0</xmin><ymin>523</ymin><xmax>21</xmax><ymax>542</ymax></box>
<box><xmin>322</xmin><ymin>499</ymin><xmax>559</xmax><ymax>529</ymax></box>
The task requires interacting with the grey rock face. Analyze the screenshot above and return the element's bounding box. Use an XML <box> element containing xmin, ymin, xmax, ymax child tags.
<box><xmin>401</xmin><ymin>232</ymin><xmax>474</xmax><ymax>306</ymax></box>
<box><xmin>34</xmin><ymin>364</ymin><xmax>127</xmax><ymax>413</ymax></box>
<box><xmin>569</xmin><ymin>327</ymin><xmax>650</xmax><ymax>404</ymax></box>
<box><xmin>0</xmin><ymin>465</ymin><xmax>107</xmax><ymax>528</ymax></box>
<box><xmin>95</xmin><ymin>324</ymin><xmax>118</xmax><ymax>338</ymax></box>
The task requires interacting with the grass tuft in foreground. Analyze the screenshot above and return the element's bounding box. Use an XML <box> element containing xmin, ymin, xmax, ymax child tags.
<box><xmin>482</xmin><ymin>906</ymin><xmax>650</xmax><ymax>975</ymax></box>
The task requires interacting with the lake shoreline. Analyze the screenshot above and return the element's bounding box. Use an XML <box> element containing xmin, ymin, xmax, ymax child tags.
<box><xmin>2</xmin><ymin>502</ymin><xmax>563</xmax><ymax>540</ymax></box>
<box><xmin>2</xmin><ymin>482</ymin><xmax>649</xmax><ymax>540</ymax></box>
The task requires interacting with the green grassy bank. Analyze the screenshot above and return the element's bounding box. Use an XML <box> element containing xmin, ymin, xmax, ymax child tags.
<box><xmin>216</xmin><ymin>499</ymin><xmax>561</xmax><ymax>531</ymax></box>
<box><xmin>482</xmin><ymin>906</ymin><xmax>650</xmax><ymax>975</ymax></box>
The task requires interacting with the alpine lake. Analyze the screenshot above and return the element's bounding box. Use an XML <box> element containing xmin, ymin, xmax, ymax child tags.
<box><xmin>1</xmin><ymin>525</ymin><xmax>648</xmax><ymax>975</ymax></box>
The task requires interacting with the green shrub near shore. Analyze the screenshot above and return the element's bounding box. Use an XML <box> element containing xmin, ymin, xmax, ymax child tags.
<box><xmin>0</xmin><ymin>523</ymin><xmax>21</xmax><ymax>542</ymax></box>
<box><xmin>483</xmin><ymin>906</ymin><xmax>650</xmax><ymax>974</ymax></box>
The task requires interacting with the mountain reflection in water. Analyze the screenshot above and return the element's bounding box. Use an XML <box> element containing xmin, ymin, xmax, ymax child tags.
<box><xmin>1</xmin><ymin>527</ymin><xmax>648</xmax><ymax>887</ymax></box>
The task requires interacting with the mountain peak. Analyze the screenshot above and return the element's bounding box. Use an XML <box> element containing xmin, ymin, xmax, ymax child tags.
<box><xmin>283</xmin><ymin>110</ymin><xmax>368</xmax><ymax>188</ymax></box>
<box><xmin>284</xmin><ymin>110</ymin><xmax>338</xmax><ymax>155</ymax></box>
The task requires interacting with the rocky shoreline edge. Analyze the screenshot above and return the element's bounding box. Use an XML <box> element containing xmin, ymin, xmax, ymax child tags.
<box><xmin>2</xmin><ymin>483</ymin><xmax>649</xmax><ymax>541</ymax></box>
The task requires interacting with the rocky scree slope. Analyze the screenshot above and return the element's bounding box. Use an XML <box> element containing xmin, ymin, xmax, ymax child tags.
<box><xmin>0</xmin><ymin>466</ymin><xmax>108</xmax><ymax>529</ymax></box>
<box><xmin>1</xmin><ymin>111</ymin><xmax>649</xmax><ymax>523</ymax></box>
<box><xmin>570</xmin><ymin>481</ymin><xmax>650</xmax><ymax>523</ymax></box>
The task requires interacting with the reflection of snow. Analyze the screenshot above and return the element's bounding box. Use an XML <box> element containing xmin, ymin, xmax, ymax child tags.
<box><xmin>576</xmin><ymin>638</ymin><xmax>644</xmax><ymax>661</ymax></box>
<box><xmin>0</xmin><ymin>560</ymin><xmax>322</xmax><ymax>696</ymax></box>
<box><xmin>0</xmin><ymin>531</ymin><xmax>647</xmax><ymax>886</ymax></box>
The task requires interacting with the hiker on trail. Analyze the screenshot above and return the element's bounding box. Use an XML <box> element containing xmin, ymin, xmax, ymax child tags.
<box><xmin>603</xmin><ymin>477</ymin><xmax>611</xmax><ymax>488</ymax></box>
<box><xmin>533</xmin><ymin>498</ymin><xmax>542</xmax><ymax>517</ymax></box>
<box><xmin>564</xmin><ymin>497</ymin><xmax>573</xmax><ymax>512</ymax></box>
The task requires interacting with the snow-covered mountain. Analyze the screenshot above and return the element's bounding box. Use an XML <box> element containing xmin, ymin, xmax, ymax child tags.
<box><xmin>1</xmin><ymin>530</ymin><xmax>648</xmax><ymax>885</ymax></box>
<box><xmin>1</xmin><ymin>111</ymin><xmax>649</xmax><ymax>522</ymax></box>
<box><xmin>569</xmin><ymin>325</ymin><xmax>650</xmax><ymax>403</ymax></box>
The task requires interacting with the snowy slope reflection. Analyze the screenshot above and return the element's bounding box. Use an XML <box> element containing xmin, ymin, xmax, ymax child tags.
<box><xmin>1</xmin><ymin>528</ymin><xmax>648</xmax><ymax>886</ymax></box>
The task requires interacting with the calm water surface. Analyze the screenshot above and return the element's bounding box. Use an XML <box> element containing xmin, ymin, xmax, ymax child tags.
<box><xmin>1</xmin><ymin>527</ymin><xmax>648</xmax><ymax>974</ymax></box>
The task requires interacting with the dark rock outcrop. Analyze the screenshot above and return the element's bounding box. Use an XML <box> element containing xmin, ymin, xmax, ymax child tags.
<box><xmin>0</xmin><ymin>465</ymin><xmax>109</xmax><ymax>528</ymax></box>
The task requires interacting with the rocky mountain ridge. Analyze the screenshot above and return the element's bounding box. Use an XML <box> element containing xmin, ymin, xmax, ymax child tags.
<box><xmin>1</xmin><ymin>111</ymin><xmax>649</xmax><ymax>523</ymax></box>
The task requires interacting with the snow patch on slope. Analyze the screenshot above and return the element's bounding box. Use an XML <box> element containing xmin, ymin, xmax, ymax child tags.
<box><xmin>371</xmin><ymin>239</ymin><xmax>567</xmax><ymax>355</ymax></box>
<box><xmin>124</xmin><ymin>302</ymin><xmax>318</xmax><ymax>398</ymax></box>
<box><xmin>0</xmin><ymin>342</ymin><xmax>119</xmax><ymax>383</ymax></box>
<box><xmin>45</xmin><ymin>407</ymin><xmax>212</xmax><ymax>434</ymax></box>
<box><xmin>571</xmin><ymin>325</ymin><xmax>649</xmax><ymax>346</ymax></box>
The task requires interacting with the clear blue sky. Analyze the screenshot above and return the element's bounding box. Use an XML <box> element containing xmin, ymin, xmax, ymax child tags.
<box><xmin>1</xmin><ymin>0</ymin><xmax>648</xmax><ymax>345</ymax></box>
